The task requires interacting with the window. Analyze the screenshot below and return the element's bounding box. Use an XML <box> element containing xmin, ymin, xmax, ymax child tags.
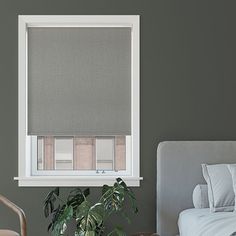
<box><xmin>16</xmin><ymin>15</ymin><xmax>141</xmax><ymax>186</ymax></box>
<box><xmin>33</xmin><ymin>136</ymin><xmax>128</xmax><ymax>174</ymax></box>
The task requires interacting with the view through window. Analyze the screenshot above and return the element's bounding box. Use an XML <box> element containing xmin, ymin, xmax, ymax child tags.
<box><xmin>37</xmin><ymin>136</ymin><xmax>126</xmax><ymax>172</ymax></box>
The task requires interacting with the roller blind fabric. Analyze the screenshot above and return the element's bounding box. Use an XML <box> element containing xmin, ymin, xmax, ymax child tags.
<box><xmin>27</xmin><ymin>27</ymin><xmax>131</xmax><ymax>135</ymax></box>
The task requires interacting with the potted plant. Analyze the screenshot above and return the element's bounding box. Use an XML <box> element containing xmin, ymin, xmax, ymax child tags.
<box><xmin>43</xmin><ymin>178</ymin><xmax>138</xmax><ymax>236</ymax></box>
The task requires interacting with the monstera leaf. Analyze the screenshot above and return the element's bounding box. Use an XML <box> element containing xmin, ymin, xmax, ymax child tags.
<box><xmin>76</xmin><ymin>201</ymin><xmax>104</xmax><ymax>235</ymax></box>
<box><xmin>75</xmin><ymin>230</ymin><xmax>96</xmax><ymax>236</ymax></box>
<box><xmin>100</xmin><ymin>178</ymin><xmax>138</xmax><ymax>217</ymax></box>
<box><xmin>100</xmin><ymin>183</ymin><xmax>125</xmax><ymax>214</ymax></box>
<box><xmin>44</xmin><ymin>187</ymin><xmax>60</xmax><ymax>218</ymax></box>
<box><xmin>67</xmin><ymin>188</ymin><xmax>90</xmax><ymax>215</ymax></box>
<box><xmin>51</xmin><ymin>205</ymin><xmax>73</xmax><ymax>236</ymax></box>
<box><xmin>116</xmin><ymin>178</ymin><xmax>138</xmax><ymax>214</ymax></box>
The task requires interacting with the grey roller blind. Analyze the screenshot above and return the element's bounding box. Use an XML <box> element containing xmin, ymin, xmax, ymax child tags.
<box><xmin>28</xmin><ymin>27</ymin><xmax>131</xmax><ymax>135</ymax></box>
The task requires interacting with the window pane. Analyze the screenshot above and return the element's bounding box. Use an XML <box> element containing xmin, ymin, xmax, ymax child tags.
<box><xmin>37</xmin><ymin>137</ymin><xmax>43</xmax><ymax>170</ymax></box>
<box><xmin>42</xmin><ymin>136</ymin><xmax>54</xmax><ymax>170</ymax></box>
<box><xmin>96</xmin><ymin>138</ymin><xmax>114</xmax><ymax>171</ymax></box>
<box><xmin>115</xmin><ymin>136</ymin><xmax>126</xmax><ymax>171</ymax></box>
<box><xmin>97</xmin><ymin>161</ymin><xmax>113</xmax><ymax>170</ymax></box>
<box><xmin>74</xmin><ymin>137</ymin><xmax>95</xmax><ymax>170</ymax></box>
<box><xmin>55</xmin><ymin>138</ymin><xmax>73</xmax><ymax>170</ymax></box>
<box><xmin>36</xmin><ymin>136</ymin><xmax>126</xmax><ymax>172</ymax></box>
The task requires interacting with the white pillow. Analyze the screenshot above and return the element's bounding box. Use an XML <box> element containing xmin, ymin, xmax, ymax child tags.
<box><xmin>228</xmin><ymin>164</ymin><xmax>236</xmax><ymax>211</ymax></box>
<box><xmin>192</xmin><ymin>184</ymin><xmax>209</xmax><ymax>209</ymax></box>
<box><xmin>202</xmin><ymin>164</ymin><xmax>234</xmax><ymax>212</ymax></box>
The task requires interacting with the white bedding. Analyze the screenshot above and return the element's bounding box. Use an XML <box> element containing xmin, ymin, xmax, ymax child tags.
<box><xmin>178</xmin><ymin>208</ymin><xmax>236</xmax><ymax>236</ymax></box>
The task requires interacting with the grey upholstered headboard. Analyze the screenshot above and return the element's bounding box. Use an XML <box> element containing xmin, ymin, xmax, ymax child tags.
<box><xmin>156</xmin><ymin>141</ymin><xmax>236</xmax><ymax>236</ymax></box>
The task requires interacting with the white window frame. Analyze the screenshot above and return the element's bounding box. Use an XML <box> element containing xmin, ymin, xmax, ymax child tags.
<box><xmin>15</xmin><ymin>15</ymin><xmax>142</xmax><ymax>187</ymax></box>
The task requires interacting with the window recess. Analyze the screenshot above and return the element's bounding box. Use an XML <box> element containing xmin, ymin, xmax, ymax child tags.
<box><xmin>16</xmin><ymin>15</ymin><xmax>141</xmax><ymax>186</ymax></box>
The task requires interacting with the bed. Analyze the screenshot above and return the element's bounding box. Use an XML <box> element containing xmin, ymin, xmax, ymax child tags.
<box><xmin>178</xmin><ymin>208</ymin><xmax>236</xmax><ymax>236</ymax></box>
<box><xmin>156</xmin><ymin>141</ymin><xmax>236</xmax><ymax>236</ymax></box>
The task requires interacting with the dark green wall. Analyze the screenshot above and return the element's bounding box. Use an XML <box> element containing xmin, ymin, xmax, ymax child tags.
<box><xmin>1</xmin><ymin>0</ymin><xmax>236</xmax><ymax>235</ymax></box>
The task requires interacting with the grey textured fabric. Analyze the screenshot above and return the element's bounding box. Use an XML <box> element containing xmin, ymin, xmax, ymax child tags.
<box><xmin>192</xmin><ymin>184</ymin><xmax>209</xmax><ymax>209</ymax></box>
<box><xmin>28</xmin><ymin>27</ymin><xmax>131</xmax><ymax>135</ymax></box>
<box><xmin>202</xmin><ymin>163</ymin><xmax>234</xmax><ymax>212</ymax></box>
<box><xmin>228</xmin><ymin>164</ymin><xmax>236</xmax><ymax>211</ymax></box>
<box><xmin>156</xmin><ymin>141</ymin><xmax>236</xmax><ymax>236</ymax></box>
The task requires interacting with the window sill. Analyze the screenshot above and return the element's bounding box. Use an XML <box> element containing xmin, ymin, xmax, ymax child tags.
<box><xmin>14</xmin><ymin>176</ymin><xmax>143</xmax><ymax>187</ymax></box>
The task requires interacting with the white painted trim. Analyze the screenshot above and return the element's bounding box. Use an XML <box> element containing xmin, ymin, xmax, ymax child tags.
<box><xmin>18</xmin><ymin>16</ymin><xmax>30</xmax><ymax>178</ymax></box>
<box><xmin>18</xmin><ymin>15</ymin><xmax>139</xmax><ymax>27</ymax></box>
<box><xmin>17</xmin><ymin>15</ymin><xmax>141</xmax><ymax>187</ymax></box>
<box><xmin>125</xmin><ymin>136</ymin><xmax>132</xmax><ymax>175</ymax></box>
<box><xmin>131</xmin><ymin>16</ymin><xmax>140</xmax><ymax>179</ymax></box>
<box><xmin>31</xmin><ymin>136</ymin><xmax>38</xmax><ymax>175</ymax></box>
<box><xmin>14</xmin><ymin>176</ymin><xmax>143</xmax><ymax>187</ymax></box>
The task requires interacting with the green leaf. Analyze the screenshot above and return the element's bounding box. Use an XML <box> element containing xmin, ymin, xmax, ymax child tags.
<box><xmin>54</xmin><ymin>187</ymin><xmax>60</xmax><ymax>196</ymax></box>
<box><xmin>100</xmin><ymin>182</ymin><xmax>125</xmax><ymax>214</ymax></box>
<box><xmin>76</xmin><ymin>201</ymin><xmax>104</xmax><ymax>232</ymax></box>
<box><xmin>85</xmin><ymin>231</ymin><xmax>95</xmax><ymax>236</ymax></box>
<box><xmin>51</xmin><ymin>205</ymin><xmax>73</xmax><ymax>236</ymax></box>
<box><xmin>76</xmin><ymin>229</ymin><xmax>95</xmax><ymax>236</ymax></box>
<box><xmin>44</xmin><ymin>204</ymin><xmax>49</xmax><ymax>218</ymax></box>
<box><xmin>43</xmin><ymin>187</ymin><xmax>61</xmax><ymax>218</ymax></box>
<box><xmin>102</xmin><ymin>184</ymin><xmax>110</xmax><ymax>195</ymax></box>
<box><xmin>47</xmin><ymin>222</ymin><xmax>53</xmax><ymax>232</ymax></box>
<box><xmin>116</xmin><ymin>178</ymin><xmax>138</xmax><ymax>214</ymax></box>
<box><xmin>83</xmin><ymin>188</ymin><xmax>90</xmax><ymax>197</ymax></box>
<box><xmin>50</xmin><ymin>201</ymin><xmax>54</xmax><ymax>213</ymax></box>
<box><xmin>116</xmin><ymin>178</ymin><xmax>125</xmax><ymax>187</ymax></box>
<box><xmin>67</xmin><ymin>188</ymin><xmax>87</xmax><ymax>216</ymax></box>
<box><xmin>125</xmin><ymin>188</ymin><xmax>138</xmax><ymax>214</ymax></box>
<box><xmin>75</xmin><ymin>230</ymin><xmax>84</xmax><ymax>236</ymax></box>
